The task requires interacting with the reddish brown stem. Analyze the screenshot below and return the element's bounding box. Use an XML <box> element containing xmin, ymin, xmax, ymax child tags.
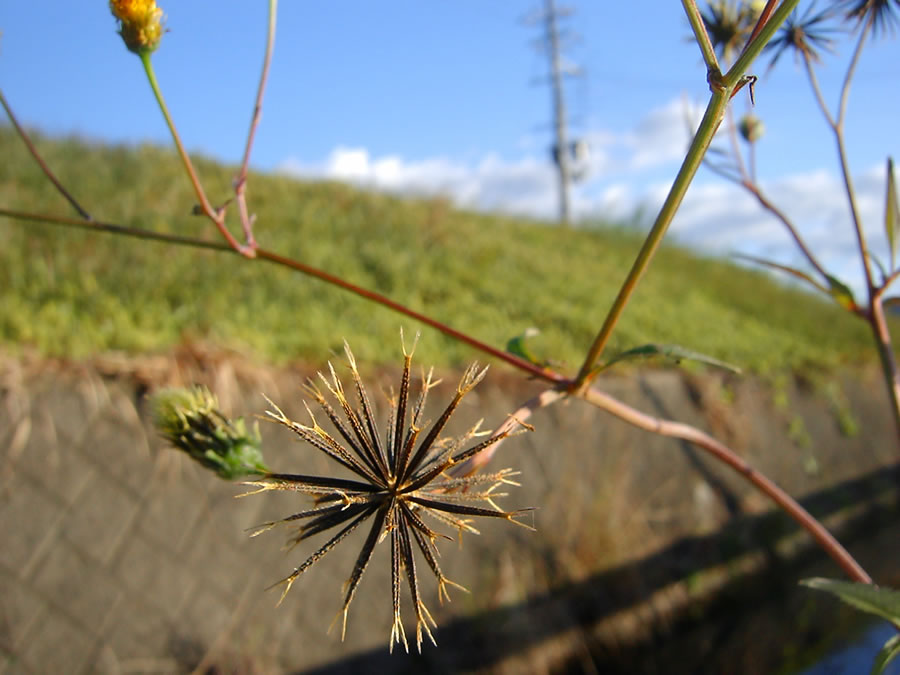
<box><xmin>0</xmin><ymin>207</ymin><xmax>565</xmax><ymax>384</ymax></box>
<box><xmin>740</xmin><ymin>180</ymin><xmax>830</xmax><ymax>282</ymax></box>
<box><xmin>740</xmin><ymin>0</ymin><xmax>780</xmax><ymax>59</ymax></box>
<box><xmin>232</xmin><ymin>0</ymin><xmax>278</xmax><ymax>251</ymax></box>
<box><xmin>869</xmin><ymin>299</ymin><xmax>900</xmax><ymax>440</ymax></box>
<box><xmin>255</xmin><ymin>248</ymin><xmax>567</xmax><ymax>383</ymax></box>
<box><xmin>139</xmin><ymin>54</ymin><xmax>256</xmax><ymax>258</ymax></box>
<box><xmin>580</xmin><ymin>386</ymin><xmax>873</xmax><ymax>584</ymax></box>
<box><xmin>0</xmin><ymin>89</ymin><xmax>92</xmax><ymax>221</ymax></box>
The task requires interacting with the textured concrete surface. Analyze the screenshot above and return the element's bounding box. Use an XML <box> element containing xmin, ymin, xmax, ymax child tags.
<box><xmin>1</xmin><ymin>353</ymin><xmax>897</xmax><ymax>673</ymax></box>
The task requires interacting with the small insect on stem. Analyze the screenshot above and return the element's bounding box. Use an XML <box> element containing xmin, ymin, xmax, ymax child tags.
<box><xmin>732</xmin><ymin>75</ymin><xmax>758</xmax><ymax>105</ymax></box>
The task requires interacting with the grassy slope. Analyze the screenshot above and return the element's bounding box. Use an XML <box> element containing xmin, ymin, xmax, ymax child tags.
<box><xmin>0</xmin><ymin>126</ymin><xmax>883</xmax><ymax>373</ymax></box>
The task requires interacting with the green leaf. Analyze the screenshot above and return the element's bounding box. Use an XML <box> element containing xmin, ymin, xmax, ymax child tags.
<box><xmin>873</xmin><ymin>634</ymin><xmax>900</xmax><ymax>675</ymax></box>
<box><xmin>506</xmin><ymin>327</ymin><xmax>545</xmax><ymax>368</ymax></box>
<box><xmin>601</xmin><ymin>343</ymin><xmax>742</xmax><ymax>374</ymax></box>
<box><xmin>801</xmin><ymin>578</ymin><xmax>900</xmax><ymax>626</ymax></box>
<box><xmin>734</xmin><ymin>254</ymin><xmax>830</xmax><ymax>295</ymax></box>
<box><xmin>803</xmin><ymin>577</ymin><xmax>900</xmax><ymax>675</ymax></box>
<box><xmin>825</xmin><ymin>275</ymin><xmax>858</xmax><ymax>311</ymax></box>
<box><xmin>886</xmin><ymin>157</ymin><xmax>898</xmax><ymax>271</ymax></box>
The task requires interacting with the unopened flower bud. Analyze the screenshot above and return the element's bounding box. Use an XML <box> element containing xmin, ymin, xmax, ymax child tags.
<box><xmin>110</xmin><ymin>0</ymin><xmax>165</xmax><ymax>55</ymax></box>
<box><xmin>739</xmin><ymin>114</ymin><xmax>765</xmax><ymax>143</ymax></box>
<box><xmin>152</xmin><ymin>386</ymin><xmax>269</xmax><ymax>480</ymax></box>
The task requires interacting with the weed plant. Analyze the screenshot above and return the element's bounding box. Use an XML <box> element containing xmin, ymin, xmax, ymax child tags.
<box><xmin>1</xmin><ymin>0</ymin><xmax>899</xmax><ymax>668</ymax></box>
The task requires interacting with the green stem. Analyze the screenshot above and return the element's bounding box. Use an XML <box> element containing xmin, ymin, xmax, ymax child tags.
<box><xmin>573</xmin><ymin>0</ymin><xmax>802</xmax><ymax>388</ymax></box>
<box><xmin>139</xmin><ymin>53</ymin><xmax>254</xmax><ymax>257</ymax></box>
<box><xmin>574</xmin><ymin>89</ymin><xmax>729</xmax><ymax>387</ymax></box>
<box><xmin>682</xmin><ymin>0</ymin><xmax>720</xmax><ymax>73</ymax></box>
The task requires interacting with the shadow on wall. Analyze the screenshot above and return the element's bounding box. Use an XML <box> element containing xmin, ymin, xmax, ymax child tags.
<box><xmin>300</xmin><ymin>463</ymin><xmax>900</xmax><ymax>675</ymax></box>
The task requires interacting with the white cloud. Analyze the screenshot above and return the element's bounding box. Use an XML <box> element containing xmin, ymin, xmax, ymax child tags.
<box><xmin>276</xmin><ymin>96</ymin><xmax>892</xmax><ymax>297</ymax></box>
<box><xmin>279</xmin><ymin>146</ymin><xmax>558</xmax><ymax>218</ymax></box>
<box><xmin>276</xmin><ymin>96</ymin><xmax>708</xmax><ymax>218</ymax></box>
<box><xmin>621</xmin><ymin>97</ymin><xmax>706</xmax><ymax>170</ymax></box>
<box><xmin>661</xmin><ymin>168</ymin><xmax>891</xmax><ymax>296</ymax></box>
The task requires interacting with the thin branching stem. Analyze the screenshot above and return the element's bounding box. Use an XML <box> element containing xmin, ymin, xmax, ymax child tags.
<box><xmin>837</xmin><ymin>15</ymin><xmax>870</xmax><ymax>131</ymax></box>
<box><xmin>802</xmin><ymin>29</ymin><xmax>873</xmax><ymax>293</ymax></box>
<box><xmin>797</xmin><ymin>16</ymin><xmax>900</xmax><ymax>434</ymax></box>
<box><xmin>803</xmin><ymin>54</ymin><xmax>837</xmax><ymax>128</ymax></box>
<box><xmin>740</xmin><ymin>180</ymin><xmax>831</xmax><ymax>281</ymax></box>
<box><xmin>725</xmin><ymin>107</ymin><xmax>750</xmax><ymax>182</ymax></box>
<box><xmin>724</xmin><ymin>0</ymin><xmax>802</xmax><ymax>89</ymax></box>
<box><xmin>139</xmin><ymin>53</ymin><xmax>255</xmax><ymax>258</ymax></box>
<box><xmin>870</xmin><ymin>301</ymin><xmax>900</xmax><ymax>438</ymax></box>
<box><xmin>683</xmin><ymin>0</ymin><xmax>720</xmax><ymax>74</ymax></box>
<box><xmin>233</xmin><ymin>0</ymin><xmax>278</xmax><ymax>250</ymax></box>
<box><xmin>0</xmin><ymin>89</ymin><xmax>92</xmax><ymax>220</ymax></box>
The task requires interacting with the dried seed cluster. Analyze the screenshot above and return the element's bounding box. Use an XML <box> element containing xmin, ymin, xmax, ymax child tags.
<box><xmin>243</xmin><ymin>338</ymin><xmax>530</xmax><ymax>652</ymax></box>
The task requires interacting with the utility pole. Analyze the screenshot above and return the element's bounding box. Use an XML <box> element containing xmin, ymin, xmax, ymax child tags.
<box><xmin>526</xmin><ymin>0</ymin><xmax>582</xmax><ymax>226</ymax></box>
<box><xmin>545</xmin><ymin>0</ymin><xmax>572</xmax><ymax>225</ymax></box>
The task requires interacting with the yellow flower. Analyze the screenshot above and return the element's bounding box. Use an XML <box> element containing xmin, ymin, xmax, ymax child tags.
<box><xmin>109</xmin><ymin>0</ymin><xmax>165</xmax><ymax>54</ymax></box>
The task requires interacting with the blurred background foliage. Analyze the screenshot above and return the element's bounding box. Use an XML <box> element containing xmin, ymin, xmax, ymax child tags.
<box><xmin>0</xmin><ymin>125</ymin><xmax>883</xmax><ymax>374</ymax></box>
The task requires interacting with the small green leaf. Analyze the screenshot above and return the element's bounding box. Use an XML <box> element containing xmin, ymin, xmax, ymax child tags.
<box><xmin>873</xmin><ymin>634</ymin><xmax>900</xmax><ymax>675</ymax></box>
<box><xmin>506</xmin><ymin>328</ymin><xmax>546</xmax><ymax>368</ymax></box>
<box><xmin>601</xmin><ymin>343</ymin><xmax>741</xmax><ymax>374</ymax></box>
<box><xmin>825</xmin><ymin>275</ymin><xmax>858</xmax><ymax>311</ymax></box>
<box><xmin>801</xmin><ymin>578</ymin><xmax>900</xmax><ymax>626</ymax></box>
<box><xmin>886</xmin><ymin>157</ymin><xmax>898</xmax><ymax>271</ymax></box>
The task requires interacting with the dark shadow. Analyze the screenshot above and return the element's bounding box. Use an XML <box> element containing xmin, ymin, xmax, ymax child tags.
<box><xmin>639</xmin><ymin>376</ymin><xmax>742</xmax><ymax>518</ymax></box>
<box><xmin>298</xmin><ymin>462</ymin><xmax>900</xmax><ymax>674</ymax></box>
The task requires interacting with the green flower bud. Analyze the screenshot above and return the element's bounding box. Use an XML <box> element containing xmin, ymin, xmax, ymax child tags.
<box><xmin>739</xmin><ymin>114</ymin><xmax>765</xmax><ymax>143</ymax></box>
<box><xmin>152</xmin><ymin>386</ymin><xmax>269</xmax><ymax>480</ymax></box>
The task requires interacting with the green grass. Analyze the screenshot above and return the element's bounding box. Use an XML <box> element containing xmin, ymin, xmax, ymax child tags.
<box><xmin>0</xmin><ymin>125</ymin><xmax>888</xmax><ymax>373</ymax></box>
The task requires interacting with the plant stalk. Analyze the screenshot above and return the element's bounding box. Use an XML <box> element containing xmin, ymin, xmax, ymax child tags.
<box><xmin>580</xmin><ymin>386</ymin><xmax>872</xmax><ymax>583</ymax></box>
<box><xmin>233</xmin><ymin>0</ymin><xmax>278</xmax><ymax>250</ymax></box>
<box><xmin>574</xmin><ymin>89</ymin><xmax>729</xmax><ymax>387</ymax></box>
<box><xmin>139</xmin><ymin>53</ymin><xmax>255</xmax><ymax>257</ymax></box>
<box><xmin>574</xmin><ymin>0</ymin><xmax>801</xmax><ymax>388</ymax></box>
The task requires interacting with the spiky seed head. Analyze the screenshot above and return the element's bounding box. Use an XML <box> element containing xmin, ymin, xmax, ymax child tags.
<box><xmin>245</xmin><ymin>339</ymin><xmax>531</xmax><ymax>653</ymax></box>
<box><xmin>841</xmin><ymin>0</ymin><xmax>900</xmax><ymax>37</ymax></box>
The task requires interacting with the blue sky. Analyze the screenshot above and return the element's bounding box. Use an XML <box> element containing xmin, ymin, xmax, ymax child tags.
<box><xmin>2</xmin><ymin>2</ymin><xmax>899</xmax><ymax>294</ymax></box>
